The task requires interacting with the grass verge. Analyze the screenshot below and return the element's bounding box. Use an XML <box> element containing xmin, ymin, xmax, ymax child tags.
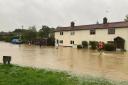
<box><xmin>0</xmin><ymin>64</ymin><xmax>127</xmax><ymax>85</ymax></box>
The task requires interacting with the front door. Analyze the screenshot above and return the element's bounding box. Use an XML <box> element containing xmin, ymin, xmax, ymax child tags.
<box><xmin>114</xmin><ymin>37</ymin><xmax>125</xmax><ymax>50</ymax></box>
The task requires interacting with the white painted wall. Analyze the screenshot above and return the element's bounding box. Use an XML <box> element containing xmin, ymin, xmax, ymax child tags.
<box><xmin>55</xmin><ymin>28</ymin><xmax>128</xmax><ymax>50</ymax></box>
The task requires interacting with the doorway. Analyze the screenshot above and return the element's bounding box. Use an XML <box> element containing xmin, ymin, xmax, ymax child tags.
<box><xmin>114</xmin><ymin>36</ymin><xmax>125</xmax><ymax>50</ymax></box>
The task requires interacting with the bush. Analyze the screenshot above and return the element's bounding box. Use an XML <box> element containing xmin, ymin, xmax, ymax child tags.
<box><xmin>3</xmin><ymin>36</ymin><xmax>12</xmax><ymax>42</ymax></box>
<box><xmin>47</xmin><ymin>37</ymin><xmax>55</xmax><ymax>46</ymax></box>
<box><xmin>82</xmin><ymin>41</ymin><xmax>88</xmax><ymax>48</ymax></box>
<box><xmin>89</xmin><ymin>41</ymin><xmax>98</xmax><ymax>49</ymax></box>
<box><xmin>104</xmin><ymin>43</ymin><xmax>116</xmax><ymax>51</ymax></box>
<box><xmin>77</xmin><ymin>45</ymin><xmax>83</xmax><ymax>49</ymax></box>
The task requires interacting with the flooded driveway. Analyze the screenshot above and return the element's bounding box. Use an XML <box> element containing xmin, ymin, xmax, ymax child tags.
<box><xmin>0</xmin><ymin>42</ymin><xmax>128</xmax><ymax>80</ymax></box>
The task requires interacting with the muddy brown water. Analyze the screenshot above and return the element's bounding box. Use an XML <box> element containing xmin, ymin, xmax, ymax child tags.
<box><xmin>0</xmin><ymin>42</ymin><xmax>128</xmax><ymax>81</ymax></box>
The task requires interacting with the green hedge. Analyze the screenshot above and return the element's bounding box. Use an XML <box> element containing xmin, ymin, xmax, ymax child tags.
<box><xmin>82</xmin><ymin>41</ymin><xmax>88</xmax><ymax>48</ymax></box>
<box><xmin>77</xmin><ymin>45</ymin><xmax>83</xmax><ymax>49</ymax></box>
<box><xmin>89</xmin><ymin>41</ymin><xmax>98</xmax><ymax>50</ymax></box>
<box><xmin>104</xmin><ymin>43</ymin><xmax>116</xmax><ymax>51</ymax></box>
<box><xmin>47</xmin><ymin>37</ymin><xmax>55</xmax><ymax>46</ymax></box>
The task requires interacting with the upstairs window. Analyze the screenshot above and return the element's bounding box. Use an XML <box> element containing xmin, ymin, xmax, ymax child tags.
<box><xmin>108</xmin><ymin>28</ymin><xmax>115</xmax><ymax>34</ymax></box>
<box><xmin>90</xmin><ymin>29</ymin><xmax>96</xmax><ymax>35</ymax></box>
<box><xmin>70</xmin><ymin>31</ymin><xmax>75</xmax><ymax>35</ymax></box>
<box><xmin>60</xmin><ymin>32</ymin><xmax>63</xmax><ymax>35</ymax></box>
<box><xmin>70</xmin><ymin>41</ymin><xmax>74</xmax><ymax>44</ymax></box>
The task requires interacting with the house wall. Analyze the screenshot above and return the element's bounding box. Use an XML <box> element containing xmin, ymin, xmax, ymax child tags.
<box><xmin>55</xmin><ymin>28</ymin><xmax>128</xmax><ymax>50</ymax></box>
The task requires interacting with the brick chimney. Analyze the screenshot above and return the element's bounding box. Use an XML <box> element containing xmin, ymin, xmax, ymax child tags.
<box><xmin>103</xmin><ymin>17</ymin><xmax>108</xmax><ymax>24</ymax></box>
<box><xmin>71</xmin><ymin>21</ymin><xmax>75</xmax><ymax>28</ymax></box>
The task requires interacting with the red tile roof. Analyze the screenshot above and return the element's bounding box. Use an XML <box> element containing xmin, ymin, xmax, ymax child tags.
<box><xmin>55</xmin><ymin>21</ymin><xmax>128</xmax><ymax>32</ymax></box>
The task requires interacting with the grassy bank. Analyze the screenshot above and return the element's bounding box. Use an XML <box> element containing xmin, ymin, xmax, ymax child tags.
<box><xmin>0</xmin><ymin>64</ymin><xmax>127</xmax><ymax>85</ymax></box>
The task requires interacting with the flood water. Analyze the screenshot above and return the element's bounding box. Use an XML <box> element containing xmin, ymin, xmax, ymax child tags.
<box><xmin>0</xmin><ymin>42</ymin><xmax>128</xmax><ymax>80</ymax></box>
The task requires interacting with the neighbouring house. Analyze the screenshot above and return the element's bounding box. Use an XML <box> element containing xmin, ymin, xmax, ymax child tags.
<box><xmin>55</xmin><ymin>17</ymin><xmax>128</xmax><ymax>51</ymax></box>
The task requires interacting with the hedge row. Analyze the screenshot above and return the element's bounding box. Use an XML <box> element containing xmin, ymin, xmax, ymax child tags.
<box><xmin>77</xmin><ymin>41</ymin><xmax>116</xmax><ymax>51</ymax></box>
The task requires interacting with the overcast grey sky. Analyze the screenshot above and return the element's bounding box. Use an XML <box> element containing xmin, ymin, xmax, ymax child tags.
<box><xmin>0</xmin><ymin>0</ymin><xmax>128</xmax><ymax>31</ymax></box>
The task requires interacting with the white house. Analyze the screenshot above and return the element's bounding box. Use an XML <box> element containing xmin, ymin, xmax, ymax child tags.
<box><xmin>55</xmin><ymin>17</ymin><xmax>128</xmax><ymax>50</ymax></box>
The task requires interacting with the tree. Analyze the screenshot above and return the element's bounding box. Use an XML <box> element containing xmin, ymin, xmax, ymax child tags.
<box><xmin>39</xmin><ymin>25</ymin><xmax>55</xmax><ymax>38</ymax></box>
<box><xmin>13</xmin><ymin>29</ymin><xmax>23</xmax><ymax>33</ymax></box>
<box><xmin>22</xmin><ymin>26</ymin><xmax>37</xmax><ymax>41</ymax></box>
<box><xmin>38</xmin><ymin>29</ymin><xmax>44</xmax><ymax>38</ymax></box>
<box><xmin>41</xmin><ymin>25</ymin><xmax>50</xmax><ymax>38</ymax></box>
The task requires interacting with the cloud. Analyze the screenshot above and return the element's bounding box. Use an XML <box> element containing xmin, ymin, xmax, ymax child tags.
<box><xmin>0</xmin><ymin>0</ymin><xmax>127</xmax><ymax>31</ymax></box>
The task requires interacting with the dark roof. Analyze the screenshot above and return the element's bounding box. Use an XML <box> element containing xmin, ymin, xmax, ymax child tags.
<box><xmin>55</xmin><ymin>21</ymin><xmax>128</xmax><ymax>32</ymax></box>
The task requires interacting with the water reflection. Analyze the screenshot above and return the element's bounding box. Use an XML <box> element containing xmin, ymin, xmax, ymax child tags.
<box><xmin>0</xmin><ymin>42</ymin><xmax>128</xmax><ymax>80</ymax></box>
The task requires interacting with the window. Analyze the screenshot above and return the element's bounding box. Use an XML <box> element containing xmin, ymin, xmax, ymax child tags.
<box><xmin>70</xmin><ymin>41</ymin><xmax>74</xmax><ymax>44</ymax></box>
<box><xmin>70</xmin><ymin>31</ymin><xmax>75</xmax><ymax>35</ymax></box>
<box><xmin>60</xmin><ymin>40</ymin><xmax>63</xmax><ymax>44</ymax></box>
<box><xmin>108</xmin><ymin>28</ymin><xmax>115</xmax><ymax>34</ymax></box>
<box><xmin>60</xmin><ymin>32</ymin><xmax>63</xmax><ymax>35</ymax></box>
<box><xmin>90</xmin><ymin>29</ymin><xmax>96</xmax><ymax>35</ymax></box>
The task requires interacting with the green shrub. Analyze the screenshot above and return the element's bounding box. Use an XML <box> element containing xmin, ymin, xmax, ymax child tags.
<box><xmin>82</xmin><ymin>41</ymin><xmax>88</xmax><ymax>48</ymax></box>
<box><xmin>77</xmin><ymin>45</ymin><xmax>83</xmax><ymax>49</ymax></box>
<box><xmin>89</xmin><ymin>41</ymin><xmax>98</xmax><ymax>49</ymax></box>
<box><xmin>104</xmin><ymin>43</ymin><xmax>116</xmax><ymax>51</ymax></box>
<box><xmin>3</xmin><ymin>36</ymin><xmax>12</xmax><ymax>42</ymax></box>
<box><xmin>47</xmin><ymin>37</ymin><xmax>55</xmax><ymax>46</ymax></box>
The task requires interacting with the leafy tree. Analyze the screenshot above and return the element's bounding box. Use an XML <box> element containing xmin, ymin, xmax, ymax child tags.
<box><xmin>22</xmin><ymin>26</ymin><xmax>37</xmax><ymax>41</ymax></box>
<box><xmin>38</xmin><ymin>29</ymin><xmax>44</xmax><ymax>38</ymax></box>
<box><xmin>13</xmin><ymin>29</ymin><xmax>25</xmax><ymax>33</ymax></box>
<box><xmin>39</xmin><ymin>25</ymin><xmax>54</xmax><ymax>38</ymax></box>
